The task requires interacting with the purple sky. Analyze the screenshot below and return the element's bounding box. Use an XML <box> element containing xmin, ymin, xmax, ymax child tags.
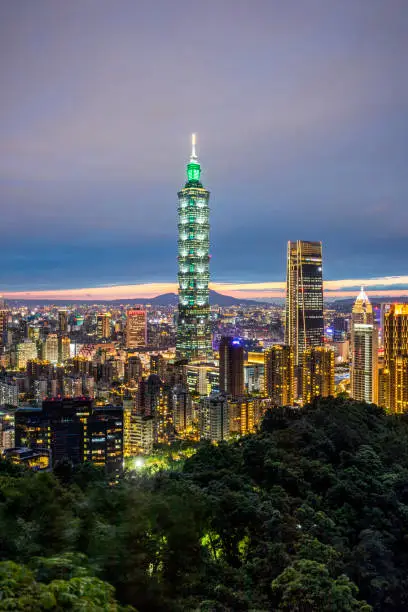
<box><xmin>1</xmin><ymin>0</ymin><xmax>407</xmax><ymax>292</ymax></box>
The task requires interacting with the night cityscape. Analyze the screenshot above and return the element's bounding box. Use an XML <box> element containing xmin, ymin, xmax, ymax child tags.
<box><xmin>1</xmin><ymin>2</ymin><xmax>408</xmax><ymax>611</ymax></box>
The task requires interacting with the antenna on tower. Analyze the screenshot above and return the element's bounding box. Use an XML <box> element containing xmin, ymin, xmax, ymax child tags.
<box><xmin>191</xmin><ymin>133</ymin><xmax>197</xmax><ymax>161</ymax></box>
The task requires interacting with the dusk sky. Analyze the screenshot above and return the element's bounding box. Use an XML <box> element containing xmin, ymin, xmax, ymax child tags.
<box><xmin>1</xmin><ymin>1</ymin><xmax>408</xmax><ymax>299</ymax></box>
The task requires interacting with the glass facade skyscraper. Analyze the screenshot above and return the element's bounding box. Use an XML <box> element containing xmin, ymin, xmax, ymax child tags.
<box><xmin>176</xmin><ymin>135</ymin><xmax>212</xmax><ymax>361</ymax></box>
<box><xmin>285</xmin><ymin>240</ymin><xmax>324</xmax><ymax>367</ymax></box>
<box><xmin>350</xmin><ymin>288</ymin><xmax>378</xmax><ymax>404</ymax></box>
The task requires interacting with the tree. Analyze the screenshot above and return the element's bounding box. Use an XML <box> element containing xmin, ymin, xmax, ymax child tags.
<box><xmin>271</xmin><ymin>559</ymin><xmax>371</xmax><ymax>611</ymax></box>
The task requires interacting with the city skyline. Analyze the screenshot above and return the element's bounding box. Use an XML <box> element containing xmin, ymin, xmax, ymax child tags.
<box><xmin>3</xmin><ymin>276</ymin><xmax>408</xmax><ymax>301</ymax></box>
<box><xmin>1</xmin><ymin>1</ymin><xmax>407</xmax><ymax>291</ymax></box>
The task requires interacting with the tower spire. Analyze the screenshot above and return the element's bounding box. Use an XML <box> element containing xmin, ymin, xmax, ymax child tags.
<box><xmin>191</xmin><ymin>133</ymin><xmax>197</xmax><ymax>161</ymax></box>
<box><xmin>186</xmin><ymin>132</ymin><xmax>201</xmax><ymax>182</ymax></box>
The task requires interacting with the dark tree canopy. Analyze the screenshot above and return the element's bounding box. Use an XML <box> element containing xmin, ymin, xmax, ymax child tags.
<box><xmin>2</xmin><ymin>397</ymin><xmax>408</xmax><ymax>610</ymax></box>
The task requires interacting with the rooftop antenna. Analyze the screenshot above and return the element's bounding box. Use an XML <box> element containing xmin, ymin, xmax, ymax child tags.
<box><xmin>190</xmin><ymin>133</ymin><xmax>197</xmax><ymax>161</ymax></box>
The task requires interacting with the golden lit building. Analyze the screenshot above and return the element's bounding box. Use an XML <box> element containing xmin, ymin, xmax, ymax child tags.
<box><xmin>382</xmin><ymin>304</ymin><xmax>408</xmax><ymax>413</ymax></box>
<box><xmin>123</xmin><ymin>398</ymin><xmax>133</xmax><ymax>457</ymax></box>
<box><xmin>285</xmin><ymin>241</ymin><xmax>324</xmax><ymax>368</ymax></box>
<box><xmin>16</xmin><ymin>340</ymin><xmax>38</xmax><ymax>369</ymax></box>
<box><xmin>126</xmin><ymin>307</ymin><xmax>147</xmax><ymax>348</ymax></box>
<box><xmin>0</xmin><ymin>300</ymin><xmax>8</xmax><ymax>349</ymax></box>
<box><xmin>59</xmin><ymin>335</ymin><xmax>71</xmax><ymax>363</ymax></box>
<box><xmin>264</xmin><ymin>345</ymin><xmax>294</xmax><ymax>406</ymax></box>
<box><xmin>58</xmin><ymin>310</ymin><xmax>68</xmax><ymax>333</ymax></box>
<box><xmin>44</xmin><ymin>333</ymin><xmax>59</xmax><ymax>364</ymax></box>
<box><xmin>302</xmin><ymin>346</ymin><xmax>334</xmax><ymax>404</ymax></box>
<box><xmin>350</xmin><ymin>288</ymin><xmax>378</xmax><ymax>404</ymax></box>
<box><xmin>96</xmin><ymin>313</ymin><xmax>112</xmax><ymax>339</ymax></box>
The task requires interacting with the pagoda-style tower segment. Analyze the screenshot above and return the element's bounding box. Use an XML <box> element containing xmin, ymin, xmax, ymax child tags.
<box><xmin>176</xmin><ymin>134</ymin><xmax>212</xmax><ymax>361</ymax></box>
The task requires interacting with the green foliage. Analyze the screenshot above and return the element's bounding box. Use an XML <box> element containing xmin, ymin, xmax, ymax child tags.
<box><xmin>2</xmin><ymin>397</ymin><xmax>408</xmax><ymax>610</ymax></box>
<box><xmin>271</xmin><ymin>559</ymin><xmax>371</xmax><ymax>611</ymax></box>
<box><xmin>0</xmin><ymin>560</ymin><xmax>134</xmax><ymax>611</ymax></box>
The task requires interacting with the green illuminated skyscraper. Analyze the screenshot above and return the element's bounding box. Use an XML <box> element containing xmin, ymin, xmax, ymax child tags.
<box><xmin>176</xmin><ymin>135</ymin><xmax>212</xmax><ymax>361</ymax></box>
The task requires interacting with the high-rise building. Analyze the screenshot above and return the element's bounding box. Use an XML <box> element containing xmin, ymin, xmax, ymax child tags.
<box><xmin>131</xmin><ymin>414</ymin><xmax>154</xmax><ymax>454</ymax></box>
<box><xmin>0</xmin><ymin>409</ymin><xmax>14</xmax><ymax>451</ymax></box>
<box><xmin>59</xmin><ymin>335</ymin><xmax>71</xmax><ymax>363</ymax></box>
<box><xmin>285</xmin><ymin>241</ymin><xmax>324</xmax><ymax>369</ymax></box>
<box><xmin>199</xmin><ymin>393</ymin><xmax>229</xmax><ymax>442</ymax></box>
<box><xmin>185</xmin><ymin>362</ymin><xmax>219</xmax><ymax>396</ymax></box>
<box><xmin>172</xmin><ymin>384</ymin><xmax>192</xmax><ymax>437</ymax></box>
<box><xmin>87</xmin><ymin>406</ymin><xmax>123</xmax><ymax>480</ymax></box>
<box><xmin>16</xmin><ymin>340</ymin><xmax>37</xmax><ymax>369</ymax></box>
<box><xmin>219</xmin><ymin>337</ymin><xmax>244</xmax><ymax>398</ymax></box>
<box><xmin>382</xmin><ymin>304</ymin><xmax>408</xmax><ymax>413</ymax></box>
<box><xmin>44</xmin><ymin>333</ymin><xmax>59</xmax><ymax>364</ymax></box>
<box><xmin>150</xmin><ymin>354</ymin><xmax>166</xmax><ymax>380</ymax></box>
<box><xmin>58</xmin><ymin>310</ymin><xmax>68</xmax><ymax>333</ymax></box>
<box><xmin>0</xmin><ymin>300</ymin><xmax>8</xmax><ymax>349</ymax></box>
<box><xmin>125</xmin><ymin>356</ymin><xmax>143</xmax><ymax>383</ymax></box>
<box><xmin>96</xmin><ymin>313</ymin><xmax>111</xmax><ymax>339</ymax></box>
<box><xmin>15</xmin><ymin>398</ymin><xmax>123</xmax><ymax>476</ymax></box>
<box><xmin>126</xmin><ymin>307</ymin><xmax>147</xmax><ymax>348</ymax></box>
<box><xmin>264</xmin><ymin>344</ymin><xmax>294</xmax><ymax>406</ymax></box>
<box><xmin>0</xmin><ymin>382</ymin><xmax>19</xmax><ymax>407</ymax></box>
<box><xmin>176</xmin><ymin>134</ymin><xmax>212</xmax><ymax>362</ymax></box>
<box><xmin>350</xmin><ymin>288</ymin><xmax>378</xmax><ymax>404</ymax></box>
<box><xmin>302</xmin><ymin>346</ymin><xmax>334</xmax><ymax>404</ymax></box>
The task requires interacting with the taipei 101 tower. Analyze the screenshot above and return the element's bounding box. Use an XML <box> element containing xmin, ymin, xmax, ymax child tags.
<box><xmin>176</xmin><ymin>134</ymin><xmax>212</xmax><ymax>362</ymax></box>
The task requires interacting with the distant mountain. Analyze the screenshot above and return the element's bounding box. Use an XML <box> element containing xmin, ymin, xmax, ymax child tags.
<box><xmin>139</xmin><ymin>290</ymin><xmax>264</xmax><ymax>306</ymax></box>
<box><xmin>7</xmin><ymin>290</ymin><xmax>265</xmax><ymax>307</ymax></box>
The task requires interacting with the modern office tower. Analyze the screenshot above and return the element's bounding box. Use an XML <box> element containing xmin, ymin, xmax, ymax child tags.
<box><xmin>136</xmin><ymin>375</ymin><xmax>174</xmax><ymax>443</ymax></box>
<box><xmin>333</xmin><ymin>317</ymin><xmax>349</xmax><ymax>342</ymax></box>
<box><xmin>229</xmin><ymin>397</ymin><xmax>271</xmax><ymax>436</ymax></box>
<box><xmin>285</xmin><ymin>241</ymin><xmax>324</xmax><ymax>368</ymax></box>
<box><xmin>302</xmin><ymin>346</ymin><xmax>335</xmax><ymax>404</ymax></box>
<box><xmin>15</xmin><ymin>406</ymin><xmax>51</xmax><ymax>453</ymax></box>
<box><xmin>0</xmin><ymin>300</ymin><xmax>8</xmax><ymax>348</ymax></box>
<box><xmin>96</xmin><ymin>313</ymin><xmax>112</xmax><ymax>339</ymax></box>
<box><xmin>72</xmin><ymin>356</ymin><xmax>93</xmax><ymax>376</ymax></box>
<box><xmin>244</xmin><ymin>353</ymin><xmax>265</xmax><ymax>392</ymax></box>
<box><xmin>264</xmin><ymin>345</ymin><xmax>294</xmax><ymax>406</ymax></box>
<box><xmin>219</xmin><ymin>337</ymin><xmax>244</xmax><ymax>398</ymax></box>
<box><xmin>382</xmin><ymin>304</ymin><xmax>408</xmax><ymax>413</ymax></box>
<box><xmin>26</xmin><ymin>359</ymin><xmax>53</xmax><ymax>380</ymax></box>
<box><xmin>87</xmin><ymin>406</ymin><xmax>123</xmax><ymax>480</ymax></box>
<box><xmin>15</xmin><ymin>398</ymin><xmax>123</xmax><ymax>475</ymax></box>
<box><xmin>125</xmin><ymin>356</ymin><xmax>143</xmax><ymax>383</ymax></box>
<box><xmin>16</xmin><ymin>340</ymin><xmax>37</xmax><ymax>369</ymax></box>
<box><xmin>63</xmin><ymin>376</ymin><xmax>83</xmax><ymax>397</ymax></box>
<box><xmin>150</xmin><ymin>354</ymin><xmax>166</xmax><ymax>380</ymax></box>
<box><xmin>82</xmin><ymin>375</ymin><xmax>95</xmax><ymax>397</ymax></box>
<box><xmin>58</xmin><ymin>310</ymin><xmax>68</xmax><ymax>333</ymax></box>
<box><xmin>153</xmin><ymin>385</ymin><xmax>170</xmax><ymax>443</ymax></box>
<box><xmin>350</xmin><ymin>288</ymin><xmax>378</xmax><ymax>404</ymax></box>
<box><xmin>59</xmin><ymin>336</ymin><xmax>71</xmax><ymax>363</ymax></box>
<box><xmin>0</xmin><ymin>409</ymin><xmax>14</xmax><ymax>451</ymax></box>
<box><xmin>185</xmin><ymin>362</ymin><xmax>219</xmax><ymax>395</ymax></box>
<box><xmin>199</xmin><ymin>393</ymin><xmax>229</xmax><ymax>442</ymax></box>
<box><xmin>132</xmin><ymin>414</ymin><xmax>154</xmax><ymax>454</ymax></box>
<box><xmin>126</xmin><ymin>307</ymin><xmax>147</xmax><ymax>348</ymax></box>
<box><xmin>123</xmin><ymin>398</ymin><xmax>133</xmax><ymax>457</ymax></box>
<box><xmin>228</xmin><ymin>397</ymin><xmax>254</xmax><ymax>435</ymax></box>
<box><xmin>28</xmin><ymin>326</ymin><xmax>41</xmax><ymax>342</ymax></box>
<box><xmin>33</xmin><ymin>379</ymin><xmax>48</xmax><ymax>403</ymax></box>
<box><xmin>172</xmin><ymin>384</ymin><xmax>192</xmax><ymax>437</ymax></box>
<box><xmin>0</xmin><ymin>381</ymin><xmax>19</xmax><ymax>407</ymax></box>
<box><xmin>176</xmin><ymin>134</ymin><xmax>212</xmax><ymax>362</ymax></box>
<box><xmin>44</xmin><ymin>333</ymin><xmax>59</xmax><ymax>364</ymax></box>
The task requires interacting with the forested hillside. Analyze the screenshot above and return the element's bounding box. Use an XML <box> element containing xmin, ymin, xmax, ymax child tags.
<box><xmin>2</xmin><ymin>397</ymin><xmax>408</xmax><ymax>611</ymax></box>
